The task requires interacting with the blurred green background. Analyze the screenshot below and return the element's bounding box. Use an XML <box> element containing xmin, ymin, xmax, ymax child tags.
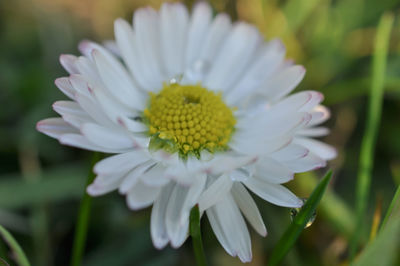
<box><xmin>0</xmin><ymin>0</ymin><xmax>400</xmax><ymax>265</ymax></box>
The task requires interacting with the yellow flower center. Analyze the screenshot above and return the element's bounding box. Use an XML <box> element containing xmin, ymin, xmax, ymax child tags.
<box><xmin>144</xmin><ymin>83</ymin><xmax>236</xmax><ymax>158</ymax></box>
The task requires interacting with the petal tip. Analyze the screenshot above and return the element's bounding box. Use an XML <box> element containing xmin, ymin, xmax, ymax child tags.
<box><xmin>36</xmin><ymin>120</ymin><xmax>44</xmax><ymax>132</ymax></box>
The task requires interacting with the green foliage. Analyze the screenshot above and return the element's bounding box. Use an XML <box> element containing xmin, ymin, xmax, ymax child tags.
<box><xmin>71</xmin><ymin>153</ymin><xmax>102</xmax><ymax>266</ymax></box>
<box><xmin>0</xmin><ymin>165</ymin><xmax>86</xmax><ymax>209</ymax></box>
<box><xmin>351</xmin><ymin>12</ymin><xmax>394</xmax><ymax>257</ymax></box>
<box><xmin>0</xmin><ymin>0</ymin><xmax>399</xmax><ymax>265</ymax></box>
<box><xmin>351</xmin><ymin>214</ymin><xmax>400</xmax><ymax>266</ymax></box>
<box><xmin>0</xmin><ymin>225</ymin><xmax>30</xmax><ymax>266</ymax></box>
<box><xmin>268</xmin><ymin>171</ymin><xmax>333</xmax><ymax>265</ymax></box>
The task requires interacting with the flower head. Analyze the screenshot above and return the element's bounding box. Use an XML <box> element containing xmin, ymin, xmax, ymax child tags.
<box><xmin>37</xmin><ymin>2</ymin><xmax>336</xmax><ymax>262</ymax></box>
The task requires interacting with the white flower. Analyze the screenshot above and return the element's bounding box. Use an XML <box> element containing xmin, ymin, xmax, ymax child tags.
<box><xmin>37</xmin><ymin>2</ymin><xmax>336</xmax><ymax>262</ymax></box>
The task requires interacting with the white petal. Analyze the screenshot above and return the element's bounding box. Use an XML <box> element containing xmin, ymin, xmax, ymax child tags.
<box><xmin>94</xmin><ymin>150</ymin><xmax>149</xmax><ymax>175</ymax></box>
<box><xmin>297</xmin><ymin>127</ymin><xmax>330</xmax><ymax>137</ymax></box>
<box><xmin>270</xmin><ymin>91</ymin><xmax>323</xmax><ymax>116</ymax></box>
<box><xmin>59</xmin><ymin>54</ymin><xmax>79</xmax><ymax>74</ymax></box>
<box><xmin>115</xmin><ymin>116</ymin><xmax>148</xmax><ymax>133</ymax></box>
<box><xmin>294</xmin><ymin>137</ymin><xmax>337</xmax><ymax>160</ymax></box>
<box><xmin>165</xmin><ymin>185</ymin><xmax>190</xmax><ymax>248</ymax></box>
<box><xmin>163</xmin><ymin>161</ymin><xmax>195</xmax><ymax>186</ymax></box>
<box><xmin>78</xmin><ymin>40</ymin><xmax>120</xmax><ymax>62</ymax></box>
<box><xmin>207</xmin><ymin>195</ymin><xmax>252</xmax><ymax>262</ymax></box>
<box><xmin>207</xmin><ymin>155</ymin><xmax>256</xmax><ymax>176</ymax></box>
<box><xmin>52</xmin><ymin>101</ymin><xmax>92</xmax><ymax>128</ymax></box>
<box><xmin>119</xmin><ymin>161</ymin><xmax>155</xmax><ymax>194</ymax></box>
<box><xmin>55</xmin><ymin>77</ymin><xmax>75</xmax><ymax>99</ymax></box>
<box><xmin>36</xmin><ymin>118</ymin><xmax>78</xmax><ymax>139</ymax></box>
<box><xmin>151</xmin><ymin>183</ymin><xmax>175</xmax><ymax>249</ymax></box>
<box><xmin>126</xmin><ymin>181</ymin><xmax>161</xmax><ymax>210</ymax></box>
<box><xmin>74</xmin><ymin>91</ymin><xmax>115</xmax><ymax>128</ymax></box>
<box><xmin>160</xmin><ymin>3</ymin><xmax>189</xmax><ymax>77</ymax></box>
<box><xmin>283</xmin><ymin>151</ymin><xmax>327</xmax><ymax>172</ymax></box>
<box><xmin>71</xmin><ymin>72</ymin><xmax>137</xmax><ymax>122</ymax></box>
<box><xmin>230</xmin><ymin>134</ymin><xmax>292</xmax><ymax>155</ymax></box>
<box><xmin>103</xmin><ymin>40</ymin><xmax>121</xmax><ymax>57</ymax></box>
<box><xmin>52</xmin><ymin>101</ymin><xmax>83</xmax><ymax>117</ymax></box>
<box><xmin>199</xmin><ymin>14</ymin><xmax>232</xmax><ymax>67</ymax></box>
<box><xmin>179</xmin><ymin>174</ymin><xmax>207</xmax><ymax>225</ymax></box>
<box><xmin>198</xmin><ymin>175</ymin><xmax>233</xmax><ymax>212</ymax></box>
<box><xmin>74</xmin><ymin>57</ymin><xmax>104</xmax><ymax>90</ymax></box>
<box><xmin>298</xmin><ymin>91</ymin><xmax>324</xmax><ymax>112</ymax></box>
<box><xmin>80</xmin><ymin>123</ymin><xmax>135</xmax><ymax>150</ymax></box>
<box><xmin>92</xmin><ymin>49</ymin><xmax>146</xmax><ymax>110</ymax></box>
<box><xmin>235</xmin><ymin>112</ymin><xmax>311</xmax><ymax>141</ymax></box>
<box><xmin>59</xmin><ymin>133</ymin><xmax>124</xmax><ymax>153</ymax></box>
<box><xmin>231</xmin><ymin>183</ymin><xmax>267</xmax><ymax>236</ymax></box>
<box><xmin>230</xmin><ymin>169</ymin><xmax>250</xmax><ymax>182</ymax></box>
<box><xmin>308</xmin><ymin>105</ymin><xmax>331</xmax><ymax>126</ymax></box>
<box><xmin>226</xmin><ymin>39</ymin><xmax>286</xmax><ymax>105</ymax></box>
<box><xmin>133</xmin><ymin>7</ymin><xmax>164</xmax><ymax>89</ymax></box>
<box><xmin>114</xmin><ymin>19</ymin><xmax>155</xmax><ymax>91</ymax></box>
<box><xmin>88</xmin><ymin>87</ymin><xmax>147</xmax><ymax>132</ymax></box>
<box><xmin>185</xmin><ymin>2</ymin><xmax>212</xmax><ymax>68</ymax></box>
<box><xmin>206</xmin><ymin>206</ymin><xmax>235</xmax><ymax>257</ymax></box>
<box><xmin>140</xmin><ymin>164</ymin><xmax>170</xmax><ymax>187</ymax></box>
<box><xmin>243</xmin><ymin>178</ymin><xmax>303</xmax><ymax>207</ymax></box>
<box><xmin>68</xmin><ymin>74</ymin><xmax>91</xmax><ymax>97</ymax></box>
<box><xmin>87</xmin><ymin>172</ymin><xmax>126</xmax><ymax>196</ymax></box>
<box><xmin>271</xmin><ymin>143</ymin><xmax>309</xmax><ymax>162</ymax></box>
<box><xmin>204</xmin><ymin>23</ymin><xmax>260</xmax><ymax>92</ymax></box>
<box><xmin>260</xmin><ymin>65</ymin><xmax>306</xmax><ymax>102</ymax></box>
<box><xmin>254</xmin><ymin>157</ymin><xmax>294</xmax><ymax>184</ymax></box>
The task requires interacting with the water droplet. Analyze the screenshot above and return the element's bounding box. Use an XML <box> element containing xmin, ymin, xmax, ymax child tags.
<box><xmin>169</xmin><ymin>74</ymin><xmax>184</xmax><ymax>84</ymax></box>
<box><xmin>290</xmin><ymin>198</ymin><xmax>316</xmax><ymax>228</ymax></box>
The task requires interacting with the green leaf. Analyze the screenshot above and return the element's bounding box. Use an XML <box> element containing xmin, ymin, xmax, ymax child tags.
<box><xmin>0</xmin><ymin>224</ymin><xmax>31</xmax><ymax>266</ymax></box>
<box><xmin>380</xmin><ymin>185</ymin><xmax>400</xmax><ymax>232</ymax></box>
<box><xmin>268</xmin><ymin>170</ymin><xmax>333</xmax><ymax>266</ymax></box>
<box><xmin>295</xmin><ymin>172</ymin><xmax>356</xmax><ymax>239</ymax></box>
<box><xmin>350</xmin><ymin>12</ymin><xmax>394</xmax><ymax>257</ymax></box>
<box><xmin>351</xmin><ymin>215</ymin><xmax>400</xmax><ymax>266</ymax></box>
<box><xmin>0</xmin><ymin>164</ymin><xmax>86</xmax><ymax>209</ymax></box>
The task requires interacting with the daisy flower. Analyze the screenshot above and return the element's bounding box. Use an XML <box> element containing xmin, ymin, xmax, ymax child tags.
<box><xmin>37</xmin><ymin>2</ymin><xmax>336</xmax><ymax>262</ymax></box>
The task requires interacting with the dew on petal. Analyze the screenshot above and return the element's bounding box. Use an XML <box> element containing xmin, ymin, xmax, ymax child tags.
<box><xmin>169</xmin><ymin>74</ymin><xmax>184</xmax><ymax>85</ymax></box>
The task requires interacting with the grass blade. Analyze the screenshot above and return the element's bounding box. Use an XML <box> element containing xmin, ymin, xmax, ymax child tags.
<box><xmin>380</xmin><ymin>185</ymin><xmax>400</xmax><ymax>231</ymax></box>
<box><xmin>0</xmin><ymin>224</ymin><xmax>31</xmax><ymax>266</ymax></box>
<box><xmin>268</xmin><ymin>170</ymin><xmax>333</xmax><ymax>266</ymax></box>
<box><xmin>350</xmin><ymin>13</ymin><xmax>394</xmax><ymax>258</ymax></box>
<box><xmin>351</xmin><ymin>212</ymin><xmax>400</xmax><ymax>266</ymax></box>
<box><xmin>294</xmin><ymin>172</ymin><xmax>356</xmax><ymax>239</ymax></box>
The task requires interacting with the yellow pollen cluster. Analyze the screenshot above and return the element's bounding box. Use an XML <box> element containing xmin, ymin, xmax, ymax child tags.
<box><xmin>144</xmin><ymin>83</ymin><xmax>236</xmax><ymax>156</ymax></box>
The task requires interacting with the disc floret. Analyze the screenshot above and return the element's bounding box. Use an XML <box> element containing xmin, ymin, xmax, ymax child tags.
<box><xmin>144</xmin><ymin>83</ymin><xmax>236</xmax><ymax>157</ymax></box>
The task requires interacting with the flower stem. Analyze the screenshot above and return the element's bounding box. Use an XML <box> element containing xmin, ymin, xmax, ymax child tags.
<box><xmin>189</xmin><ymin>205</ymin><xmax>207</xmax><ymax>266</ymax></box>
<box><xmin>70</xmin><ymin>152</ymin><xmax>101</xmax><ymax>266</ymax></box>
